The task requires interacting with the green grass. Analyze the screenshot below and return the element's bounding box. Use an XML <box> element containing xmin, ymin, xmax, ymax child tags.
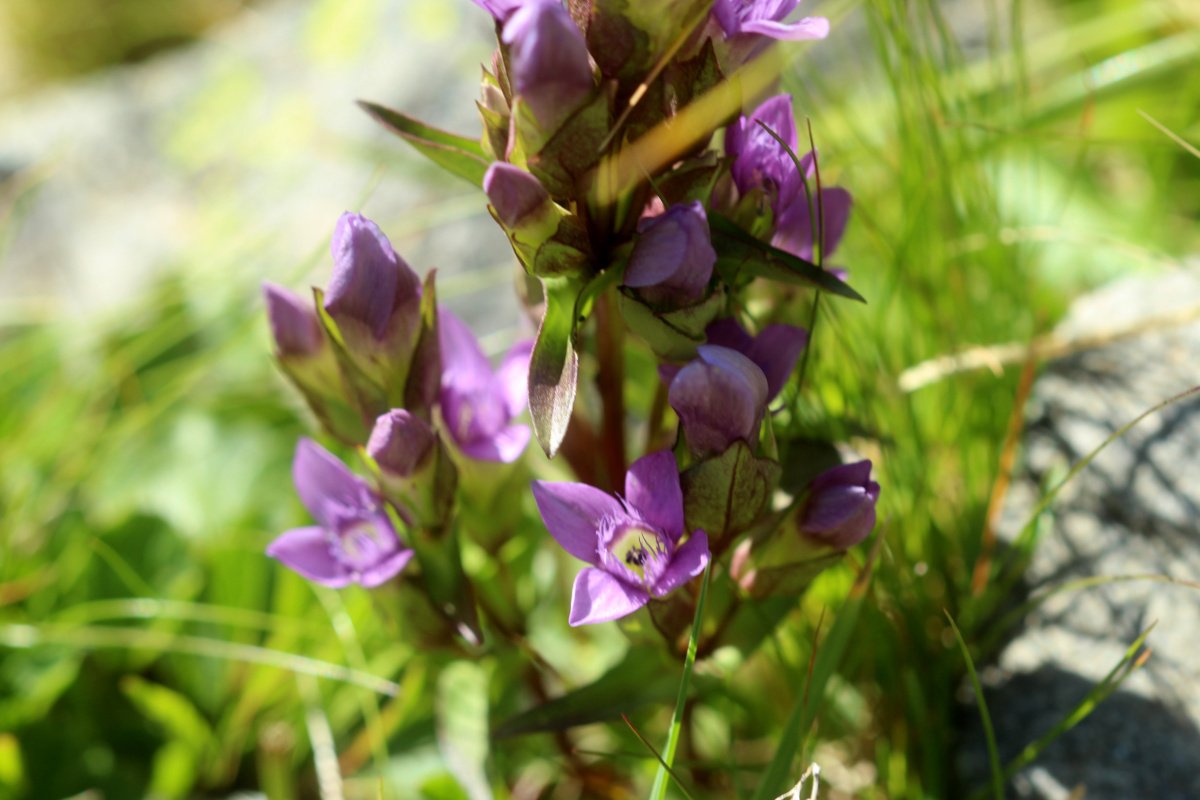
<box><xmin>1</xmin><ymin>0</ymin><xmax>1198</xmax><ymax>798</ymax></box>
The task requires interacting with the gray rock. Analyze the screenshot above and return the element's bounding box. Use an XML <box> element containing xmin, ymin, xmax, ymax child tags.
<box><xmin>959</xmin><ymin>268</ymin><xmax>1200</xmax><ymax>799</ymax></box>
<box><xmin>0</xmin><ymin>0</ymin><xmax>525</xmax><ymax>344</ymax></box>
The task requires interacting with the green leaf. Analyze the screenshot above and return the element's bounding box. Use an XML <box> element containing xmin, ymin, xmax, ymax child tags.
<box><xmin>121</xmin><ymin>676</ymin><xmax>213</xmax><ymax>750</ymax></box>
<box><xmin>681</xmin><ymin>441</ymin><xmax>781</xmax><ymax>551</ymax></box>
<box><xmin>358</xmin><ymin>100</ymin><xmax>490</xmax><ymax>187</ymax></box>
<box><xmin>528</xmin><ymin>279</ymin><xmax>581</xmax><ymax>457</ymax></box>
<box><xmin>617</xmin><ymin>288</ymin><xmax>724</xmax><ymax>361</ymax></box>
<box><xmin>436</xmin><ymin>661</ymin><xmax>491</xmax><ymax>800</ymax></box>
<box><xmin>708</xmin><ymin>214</ymin><xmax>866</xmax><ymax>302</ymax></box>
<box><xmin>404</xmin><ymin>270</ymin><xmax>442</xmax><ymax>412</ymax></box>
<box><xmin>528</xmin><ymin>91</ymin><xmax>612</xmax><ymax>199</ymax></box>
<box><xmin>492</xmin><ymin>646</ymin><xmax>676</xmax><ymax>738</ymax></box>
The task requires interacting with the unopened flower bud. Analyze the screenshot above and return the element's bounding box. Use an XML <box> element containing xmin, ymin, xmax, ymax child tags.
<box><xmin>485</xmin><ymin>162</ymin><xmax>550</xmax><ymax>228</ymax></box>
<box><xmin>326</xmin><ymin>212</ymin><xmax>421</xmax><ymax>341</ymax></box>
<box><xmin>624</xmin><ymin>201</ymin><xmax>717</xmax><ymax>307</ymax></box>
<box><xmin>669</xmin><ymin>345</ymin><xmax>768</xmax><ymax>457</ymax></box>
<box><xmin>263</xmin><ymin>282</ymin><xmax>323</xmax><ymax>358</ymax></box>
<box><xmin>502</xmin><ymin>0</ymin><xmax>593</xmax><ymax>127</ymax></box>
<box><xmin>797</xmin><ymin>460</ymin><xmax>880</xmax><ymax>549</ymax></box>
<box><xmin>367</xmin><ymin>410</ymin><xmax>436</xmax><ymax>478</ymax></box>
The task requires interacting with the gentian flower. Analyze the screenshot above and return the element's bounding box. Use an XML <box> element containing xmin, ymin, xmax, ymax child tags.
<box><xmin>797</xmin><ymin>460</ymin><xmax>880</xmax><ymax>549</ymax></box>
<box><xmin>712</xmin><ymin>0</ymin><xmax>829</xmax><ymax>53</ymax></box>
<box><xmin>367</xmin><ymin>409</ymin><xmax>436</xmax><ymax>478</ymax></box>
<box><xmin>624</xmin><ymin>201</ymin><xmax>717</xmax><ymax>307</ymax></box>
<box><xmin>484</xmin><ymin>162</ymin><xmax>552</xmax><ymax>228</ymax></box>
<box><xmin>669</xmin><ymin>345</ymin><xmax>769</xmax><ymax>457</ymax></box>
<box><xmin>725</xmin><ymin>96</ymin><xmax>853</xmax><ymax>262</ymax></box>
<box><xmin>532</xmin><ymin>451</ymin><xmax>710</xmax><ymax>625</ymax></box>
<box><xmin>439</xmin><ymin>308</ymin><xmax>533</xmax><ymax>462</ymax></box>
<box><xmin>264</xmin><ymin>282</ymin><xmax>324</xmax><ymax>358</ymax></box>
<box><xmin>725</xmin><ymin>94</ymin><xmax>802</xmax><ymax>213</ymax></box>
<box><xmin>324</xmin><ymin>212</ymin><xmax>423</xmax><ymax>382</ymax></box>
<box><xmin>704</xmin><ymin>317</ymin><xmax>808</xmax><ymax>401</ymax></box>
<box><xmin>502</xmin><ymin>0</ymin><xmax>593</xmax><ymax>126</ymax></box>
<box><xmin>267</xmin><ymin>439</ymin><xmax>413</xmax><ymax>588</ymax></box>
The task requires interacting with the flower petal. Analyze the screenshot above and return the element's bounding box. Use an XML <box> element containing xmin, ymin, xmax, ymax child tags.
<box><xmin>745</xmin><ymin>324</ymin><xmax>808</xmax><ymax>400</ymax></box>
<box><xmin>496</xmin><ymin>338</ymin><xmax>534</xmax><ymax>419</ymax></box>
<box><xmin>624</xmin><ymin>450</ymin><xmax>684</xmax><ymax>541</ymax></box>
<box><xmin>357</xmin><ymin>548</ymin><xmax>415</xmax><ymax>588</ymax></box>
<box><xmin>532</xmin><ymin>480</ymin><xmax>624</xmax><ymax>563</ymax></box>
<box><xmin>652</xmin><ymin>531</ymin><xmax>710</xmax><ymax>597</ymax></box>
<box><xmin>459</xmin><ymin>423</ymin><xmax>531</xmax><ymax>463</ymax></box>
<box><xmin>569</xmin><ymin>567</ymin><xmax>649</xmax><ymax>625</ymax></box>
<box><xmin>439</xmin><ymin>307</ymin><xmax>491</xmax><ymax>392</ymax></box>
<box><xmin>293</xmin><ymin>439</ymin><xmax>371</xmax><ymax>529</ymax></box>
<box><xmin>739</xmin><ymin>16</ymin><xmax>830</xmax><ymax>40</ymax></box>
<box><xmin>266</xmin><ymin>526</ymin><xmax>352</xmax><ymax>588</ymax></box>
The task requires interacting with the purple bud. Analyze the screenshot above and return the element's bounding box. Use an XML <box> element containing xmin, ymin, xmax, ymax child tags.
<box><xmin>367</xmin><ymin>410</ymin><xmax>436</xmax><ymax>478</ymax></box>
<box><xmin>502</xmin><ymin>0</ymin><xmax>593</xmax><ymax>125</ymax></box>
<box><xmin>797</xmin><ymin>460</ymin><xmax>880</xmax><ymax>549</ymax></box>
<box><xmin>325</xmin><ymin>212</ymin><xmax>421</xmax><ymax>341</ymax></box>
<box><xmin>668</xmin><ymin>345</ymin><xmax>768</xmax><ymax>457</ymax></box>
<box><xmin>471</xmin><ymin>0</ymin><xmax>524</xmax><ymax>20</ymax></box>
<box><xmin>484</xmin><ymin>163</ymin><xmax>550</xmax><ymax>227</ymax></box>
<box><xmin>624</xmin><ymin>201</ymin><xmax>717</xmax><ymax>307</ymax></box>
<box><xmin>263</xmin><ymin>282</ymin><xmax>323</xmax><ymax>358</ymax></box>
<box><xmin>705</xmin><ymin>317</ymin><xmax>808</xmax><ymax>401</ymax></box>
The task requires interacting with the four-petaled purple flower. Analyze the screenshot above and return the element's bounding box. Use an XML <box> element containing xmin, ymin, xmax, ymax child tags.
<box><xmin>267</xmin><ymin>439</ymin><xmax>413</xmax><ymax>588</ymax></box>
<box><xmin>439</xmin><ymin>308</ymin><xmax>533</xmax><ymax>462</ymax></box>
<box><xmin>624</xmin><ymin>200</ymin><xmax>717</xmax><ymax>307</ymax></box>
<box><xmin>669</xmin><ymin>345</ymin><xmax>769</xmax><ymax>457</ymax></box>
<box><xmin>797</xmin><ymin>460</ymin><xmax>880</xmax><ymax>549</ymax></box>
<box><xmin>533</xmin><ymin>451</ymin><xmax>710</xmax><ymax>625</ymax></box>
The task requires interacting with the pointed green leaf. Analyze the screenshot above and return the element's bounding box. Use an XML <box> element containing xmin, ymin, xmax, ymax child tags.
<box><xmin>709</xmin><ymin>213</ymin><xmax>866</xmax><ymax>302</ymax></box>
<box><xmin>404</xmin><ymin>270</ymin><xmax>441</xmax><ymax>413</ymax></box>
<box><xmin>493</xmin><ymin>647</ymin><xmax>676</xmax><ymax>738</ymax></box>
<box><xmin>528</xmin><ymin>279</ymin><xmax>581</xmax><ymax>457</ymax></box>
<box><xmin>358</xmin><ymin>100</ymin><xmax>490</xmax><ymax>187</ymax></box>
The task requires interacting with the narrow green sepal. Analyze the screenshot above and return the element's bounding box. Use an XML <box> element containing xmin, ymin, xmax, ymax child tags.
<box><xmin>680</xmin><ymin>440</ymin><xmax>781</xmax><ymax>554</ymax></box>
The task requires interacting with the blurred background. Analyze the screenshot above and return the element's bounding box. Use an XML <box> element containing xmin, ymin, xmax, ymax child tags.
<box><xmin>0</xmin><ymin>0</ymin><xmax>1196</xmax><ymax>798</ymax></box>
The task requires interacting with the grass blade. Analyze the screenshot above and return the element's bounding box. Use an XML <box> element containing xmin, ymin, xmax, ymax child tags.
<box><xmin>649</xmin><ymin>561</ymin><xmax>711</xmax><ymax>800</ymax></box>
<box><xmin>945</xmin><ymin>611</ymin><xmax>1003</xmax><ymax>800</ymax></box>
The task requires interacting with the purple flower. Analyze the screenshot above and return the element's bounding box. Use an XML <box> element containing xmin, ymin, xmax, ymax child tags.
<box><xmin>725</xmin><ymin>94</ymin><xmax>802</xmax><ymax>212</ymax></box>
<box><xmin>797</xmin><ymin>460</ymin><xmax>880</xmax><ymax>549</ymax></box>
<box><xmin>532</xmin><ymin>451</ymin><xmax>710</xmax><ymax>625</ymax></box>
<box><xmin>771</xmin><ymin>182</ymin><xmax>852</xmax><ymax>262</ymax></box>
<box><xmin>624</xmin><ymin>201</ymin><xmax>717</xmax><ymax>307</ymax></box>
<box><xmin>263</xmin><ymin>282</ymin><xmax>324</xmax><ymax>358</ymax></box>
<box><xmin>502</xmin><ymin>0</ymin><xmax>593</xmax><ymax>125</ymax></box>
<box><xmin>471</xmin><ymin>0</ymin><xmax>524</xmax><ymax>19</ymax></box>
<box><xmin>704</xmin><ymin>317</ymin><xmax>807</xmax><ymax>401</ymax></box>
<box><xmin>712</xmin><ymin>0</ymin><xmax>829</xmax><ymax>45</ymax></box>
<box><xmin>267</xmin><ymin>439</ymin><xmax>413</xmax><ymax>588</ymax></box>
<box><xmin>367</xmin><ymin>410</ymin><xmax>436</xmax><ymax>477</ymax></box>
<box><xmin>439</xmin><ymin>308</ymin><xmax>533</xmax><ymax>462</ymax></box>
<box><xmin>669</xmin><ymin>345</ymin><xmax>768</xmax><ymax>457</ymax></box>
<box><xmin>484</xmin><ymin>162</ymin><xmax>551</xmax><ymax>228</ymax></box>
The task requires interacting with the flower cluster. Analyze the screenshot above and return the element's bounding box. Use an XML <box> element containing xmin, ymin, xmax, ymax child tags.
<box><xmin>262</xmin><ymin>0</ymin><xmax>880</xmax><ymax>636</ymax></box>
<box><xmin>264</xmin><ymin>212</ymin><xmax>531</xmax><ymax>588</ymax></box>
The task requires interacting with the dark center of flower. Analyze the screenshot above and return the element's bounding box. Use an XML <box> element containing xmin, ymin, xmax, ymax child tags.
<box><xmin>608</xmin><ymin>525</ymin><xmax>669</xmax><ymax>585</ymax></box>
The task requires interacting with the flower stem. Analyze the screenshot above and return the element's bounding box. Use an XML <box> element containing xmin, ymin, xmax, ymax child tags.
<box><xmin>595</xmin><ymin>291</ymin><xmax>627</xmax><ymax>489</ymax></box>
